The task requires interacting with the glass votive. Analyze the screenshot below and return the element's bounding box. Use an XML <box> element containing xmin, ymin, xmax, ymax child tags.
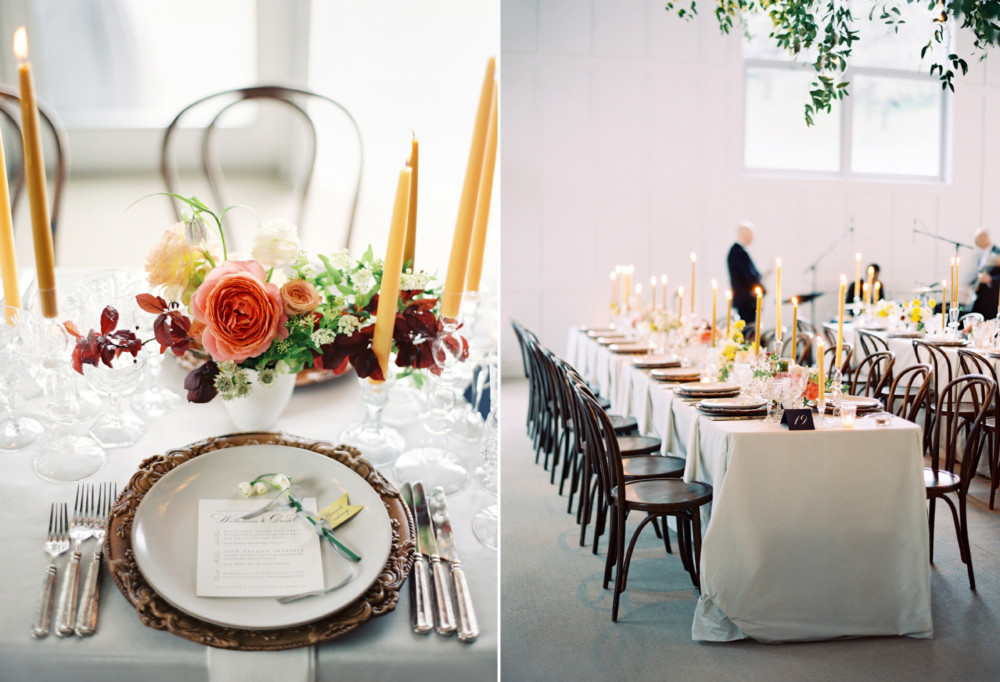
<box><xmin>840</xmin><ymin>404</ymin><xmax>857</xmax><ymax>429</ymax></box>
<box><xmin>875</xmin><ymin>412</ymin><xmax>892</xmax><ymax>427</ymax></box>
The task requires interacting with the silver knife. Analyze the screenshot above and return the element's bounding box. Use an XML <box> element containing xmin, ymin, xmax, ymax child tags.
<box><xmin>414</xmin><ymin>482</ymin><xmax>456</xmax><ymax>636</ymax></box>
<box><xmin>400</xmin><ymin>483</ymin><xmax>433</xmax><ymax>634</ymax></box>
<box><xmin>429</xmin><ymin>486</ymin><xmax>479</xmax><ymax>643</ymax></box>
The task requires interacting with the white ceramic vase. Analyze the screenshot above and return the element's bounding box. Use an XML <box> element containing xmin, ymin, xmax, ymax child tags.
<box><xmin>222</xmin><ymin>369</ymin><xmax>296</xmax><ymax>431</ymax></box>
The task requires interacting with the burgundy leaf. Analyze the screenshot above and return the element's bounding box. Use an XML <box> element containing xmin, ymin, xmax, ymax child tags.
<box><xmin>100</xmin><ymin>306</ymin><xmax>119</xmax><ymax>335</ymax></box>
<box><xmin>136</xmin><ymin>293</ymin><xmax>168</xmax><ymax>315</ymax></box>
<box><xmin>184</xmin><ymin>362</ymin><xmax>220</xmax><ymax>403</ymax></box>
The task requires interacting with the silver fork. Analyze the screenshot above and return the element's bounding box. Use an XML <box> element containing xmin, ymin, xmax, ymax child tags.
<box><xmin>31</xmin><ymin>503</ymin><xmax>69</xmax><ymax>638</ymax></box>
<box><xmin>55</xmin><ymin>485</ymin><xmax>94</xmax><ymax>636</ymax></box>
<box><xmin>76</xmin><ymin>482</ymin><xmax>115</xmax><ymax>636</ymax></box>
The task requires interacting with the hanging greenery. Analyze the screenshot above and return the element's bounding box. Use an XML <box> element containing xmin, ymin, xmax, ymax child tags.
<box><xmin>665</xmin><ymin>1</ymin><xmax>1000</xmax><ymax>124</ymax></box>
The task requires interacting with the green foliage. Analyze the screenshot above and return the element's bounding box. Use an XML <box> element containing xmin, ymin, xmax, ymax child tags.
<box><xmin>665</xmin><ymin>0</ymin><xmax>1000</xmax><ymax>124</ymax></box>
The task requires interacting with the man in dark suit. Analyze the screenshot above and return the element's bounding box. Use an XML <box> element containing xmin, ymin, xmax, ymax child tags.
<box><xmin>727</xmin><ymin>221</ymin><xmax>764</xmax><ymax>323</ymax></box>
<box><xmin>969</xmin><ymin>228</ymin><xmax>1000</xmax><ymax>318</ymax></box>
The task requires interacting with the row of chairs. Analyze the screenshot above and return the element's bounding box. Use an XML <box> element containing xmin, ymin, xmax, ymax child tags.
<box><xmin>846</xmin><ymin>340</ymin><xmax>999</xmax><ymax>589</ymax></box>
<box><xmin>511</xmin><ymin>320</ymin><xmax>712</xmax><ymax>621</ymax></box>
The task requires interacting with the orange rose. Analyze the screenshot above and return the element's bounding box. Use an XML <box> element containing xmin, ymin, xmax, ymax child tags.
<box><xmin>190</xmin><ymin>260</ymin><xmax>289</xmax><ymax>363</ymax></box>
<box><xmin>279</xmin><ymin>279</ymin><xmax>321</xmax><ymax>316</ymax></box>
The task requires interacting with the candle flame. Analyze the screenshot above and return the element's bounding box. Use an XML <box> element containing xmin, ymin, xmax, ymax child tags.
<box><xmin>726</xmin><ymin>290</ymin><xmax>732</xmax><ymax>300</ymax></box>
<box><xmin>816</xmin><ymin>336</ymin><xmax>825</xmax><ymax>347</ymax></box>
<box><xmin>690</xmin><ymin>253</ymin><xmax>697</xmax><ymax>262</ymax></box>
<box><xmin>792</xmin><ymin>296</ymin><xmax>798</xmax><ymax>305</ymax></box>
<box><xmin>650</xmin><ymin>276</ymin><xmax>656</xmax><ymax>286</ymax></box>
<box><xmin>711</xmin><ymin>279</ymin><xmax>718</xmax><ymax>289</ymax></box>
<box><xmin>678</xmin><ymin>286</ymin><xmax>684</xmax><ymax>295</ymax></box>
<box><xmin>610</xmin><ymin>272</ymin><xmax>616</xmax><ymax>280</ymax></box>
<box><xmin>867</xmin><ymin>266</ymin><xmax>874</xmax><ymax>275</ymax></box>
<box><xmin>660</xmin><ymin>274</ymin><xmax>667</xmax><ymax>284</ymax></box>
<box><xmin>840</xmin><ymin>274</ymin><xmax>847</xmax><ymax>283</ymax></box>
<box><xmin>776</xmin><ymin>257</ymin><xmax>781</xmax><ymax>266</ymax></box>
<box><xmin>755</xmin><ymin>286</ymin><xmax>762</xmax><ymax>296</ymax></box>
<box><xmin>13</xmin><ymin>27</ymin><xmax>27</xmax><ymax>60</ymax></box>
<box><xmin>856</xmin><ymin>253</ymin><xmax>861</xmax><ymax>260</ymax></box>
<box><xmin>635</xmin><ymin>284</ymin><xmax>641</xmax><ymax>293</ymax></box>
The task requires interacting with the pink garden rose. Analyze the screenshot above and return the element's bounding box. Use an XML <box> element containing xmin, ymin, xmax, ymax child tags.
<box><xmin>191</xmin><ymin>260</ymin><xmax>288</xmax><ymax>363</ymax></box>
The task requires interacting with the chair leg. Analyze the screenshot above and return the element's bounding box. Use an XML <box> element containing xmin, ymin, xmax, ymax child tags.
<box><xmin>603</xmin><ymin>506</ymin><xmax>617</xmax><ymax>590</ymax></box>
<box><xmin>940</xmin><ymin>494</ymin><xmax>964</xmax><ymax>563</ymax></box>
<box><xmin>621</xmin><ymin>514</ymin><xmax>658</xmax><ymax>593</ymax></box>
<box><xmin>592</xmin><ymin>487</ymin><xmax>606</xmax><ymax>555</ymax></box>
<box><xmin>579</xmin><ymin>474</ymin><xmax>593</xmax><ymax>547</ymax></box>
<box><xmin>691</xmin><ymin>508</ymin><xmax>704</xmax><ymax>591</ymax></box>
<box><xmin>612</xmin><ymin>504</ymin><xmax>627</xmax><ymax>622</ymax></box>
<box><xmin>959</xmin><ymin>494</ymin><xmax>976</xmax><ymax>590</ymax></box>
<box><xmin>651</xmin><ymin>516</ymin><xmax>662</xmax><ymax>539</ymax></box>
<box><xmin>991</xmin><ymin>430</ymin><xmax>999</xmax><ymax>510</ymax></box>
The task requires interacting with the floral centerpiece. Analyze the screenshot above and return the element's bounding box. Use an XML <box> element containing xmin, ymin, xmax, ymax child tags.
<box><xmin>713</xmin><ymin>320</ymin><xmax>748</xmax><ymax>382</ymax></box>
<box><xmin>71</xmin><ymin>195</ymin><xmax>457</xmax><ymax>404</ymax></box>
<box><xmin>874</xmin><ymin>298</ymin><xmax>935</xmax><ymax>332</ymax></box>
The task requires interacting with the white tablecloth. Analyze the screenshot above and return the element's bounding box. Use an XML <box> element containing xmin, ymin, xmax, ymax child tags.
<box><xmin>566</xmin><ymin>328</ymin><xmax>933</xmax><ymax>642</ymax></box>
<box><xmin>0</xmin><ymin>273</ymin><xmax>496</xmax><ymax>681</ymax></box>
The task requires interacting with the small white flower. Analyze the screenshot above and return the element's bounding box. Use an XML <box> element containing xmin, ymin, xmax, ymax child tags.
<box><xmin>353</xmin><ymin>267</ymin><xmax>375</xmax><ymax>294</ymax></box>
<box><xmin>311</xmin><ymin>328</ymin><xmax>337</xmax><ymax>346</ymax></box>
<box><xmin>337</xmin><ymin>315</ymin><xmax>364</xmax><ymax>335</ymax></box>
<box><xmin>238</xmin><ymin>482</ymin><xmax>253</xmax><ymax>497</ymax></box>
<box><xmin>273</xmin><ymin>474</ymin><xmax>291</xmax><ymax>490</ymax></box>
<box><xmin>252</xmin><ymin>481</ymin><xmax>269</xmax><ymax>496</ymax></box>
<box><xmin>328</xmin><ymin>249</ymin><xmax>351</xmax><ymax>271</ymax></box>
<box><xmin>400</xmin><ymin>269</ymin><xmax>431</xmax><ymax>291</ymax></box>
<box><xmin>250</xmin><ymin>219</ymin><xmax>301</xmax><ymax>268</ymax></box>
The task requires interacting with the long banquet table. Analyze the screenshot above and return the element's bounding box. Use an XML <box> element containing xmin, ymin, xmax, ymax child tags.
<box><xmin>0</xmin><ymin>271</ymin><xmax>497</xmax><ymax>681</ymax></box>
<box><xmin>567</xmin><ymin>327</ymin><xmax>933</xmax><ymax>642</ymax></box>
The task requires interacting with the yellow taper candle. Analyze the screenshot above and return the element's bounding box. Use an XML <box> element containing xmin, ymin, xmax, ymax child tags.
<box><xmin>690</xmin><ymin>253</ymin><xmax>696</xmax><ymax>312</ymax></box>
<box><xmin>866</xmin><ymin>265</ymin><xmax>874</xmax><ymax>306</ymax></box>
<box><xmin>711</xmin><ymin>279</ymin><xmax>717</xmax><ymax>347</ymax></box>
<box><xmin>816</xmin><ymin>337</ymin><xmax>826</xmax><ymax>405</ymax></box>
<box><xmin>775</xmin><ymin>257</ymin><xmax>782</xmax><ymax>342</ymax></box>
<box><xmin>441</xmin><ymin>56</ymin><xmax>495</xmax><ymax>318</ymax></box>
<box><xmin>372</xmin><ymin>167</ymin><xmax>412</xmax><ymax>380</ymax></box>
<box><xmin>836</xmin><ymin>275</ymin><xmax>846</xmax><ymax>370</ymax></box>
<box><xmin>660</xmin><ymin>275</ymin><xmax>667</xmax><ymax>311</ymax></box>
<box><xmin>403</xmin><ymin>135</ymin><xmax>418</xmax><ymax>269</ymax></box>
<box><xmin>677</xmin><ymin>286</ymin><xmax>684</xmax><ymax>317</ymax></box>
<box><xmin>0</xmin><ymin>128</ymin><xmax>20</xmax><ymax>323</ymax></box>
<box><xmin>754</xmin><ymin>287</ymin><xmax>762</xmax><ymax>359</ymax></box>
<box><xmin>650</xmin><ymin>276</ymin><xmax>657</xmax><ymax>308</ymax></box>
<box><xmin>854</xmin><ymin>253</ymin><xmax>862</xmax><ymax>302</ymax></box>
<box><xmin>725</xmin><ymin>290</ymin><xmax>732</xmax><ymax>338</ymax></box>
<box><xmin>791</xmin><ymin>297</ymin><xmax>798</xmax><ymax>362</ymax></box>
<box><xmin>954</xmin><ymin>257</ymin><xmax>960</xmax><ymax>307</ymax></box>
<box><xmin>635</xmin><ymin>284</ymin><xmax>642</xmax><ymax>310</ymax></box>
<box><xmin>874</xmin><ymin>281</ymin><xmax>881</xmax><ymax>302</ymax></box>
<box><xmin>465</xmin><ymin>79</ymin><xmax>498</xmax><ymax>294</ymax></box>
<box><xmin>949</xmin><ymin>257</ymin><xmax>956</xmax><ymax>308</ymax></box>
<box><xmin>610</xmin><ymin>271</ymin><xmax>617</xmax><ymax>309</ymax></box>
<box><xmin>14</xmin><ymin>27</ymin><xmax>57</xmax><ymax>318</ymax></box>
<box><xmin>942</xmin><ymin>280</ymin><xmax>948</xmax><ymax>330</ymax></box>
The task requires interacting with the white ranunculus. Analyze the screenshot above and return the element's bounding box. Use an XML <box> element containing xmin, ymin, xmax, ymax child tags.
<box><xmin>250</xmin><ymin>219</ymin><xmax>301</xmax><ymax>267</ymax></box>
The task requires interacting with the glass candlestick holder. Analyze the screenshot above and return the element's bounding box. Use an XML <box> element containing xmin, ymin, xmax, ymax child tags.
<box><xmin>339</xmin><ymin>368</ymin><xmax>405</xmax><ymax>467</ymax></box>
<box><xmin>393</xmin><ymin>309</ymin><xmax>470</xmax><ymax>495</ymax></box>
<box><xmin>473</xmin><ymin>346</ymin><xmax>498</xmax><ymax>550</ymax></box>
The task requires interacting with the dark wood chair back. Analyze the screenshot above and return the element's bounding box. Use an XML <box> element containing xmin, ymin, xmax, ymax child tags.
<box><xmin>0</xmin><ymin>84</ymin><xmax>69</xmax><ymax>243</ymax></box>
<box><xmin>160</xmin><ymin>85</ymin><xmax>362</xmax><ymax>249</ymax></box>
<box><xmin>858</xmin><ymin>330</ymin><xmax>890</xmax><ymax>359</ymax></box>
<box><xmin>930</xmin><ymin>374</ymin><xmax>995</xmax><ymax>496</ymax></box>
<box><xmin>822</xmin><ymin>342</ymin><xmax>853</xmax><ymax>376</ymax></box>
<box><xmin>851</xmin><ymin>350</ymin><xmax>895</xmax><ymax>398</ymax></box>
<box><xmin>885</xmin><ymin>363</ymin><xmax>932</xmax><ymax>424</ymax></box>
<box><xmin>912</xmin><ymin>340</ymin><xmax>955</xmax><ymax>403</ymax></box>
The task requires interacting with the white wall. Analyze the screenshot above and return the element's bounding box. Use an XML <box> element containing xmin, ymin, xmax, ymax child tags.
<box><xmin>500</xmin><ymin>0</ymin><xmax>1000</xmax><ymax>376</ymax></box>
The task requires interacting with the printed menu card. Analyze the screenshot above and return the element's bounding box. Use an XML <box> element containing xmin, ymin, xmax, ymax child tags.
<box><xmin>196</xmin><ymin>498</ymin><xmax>324</xmax><ymax>598</ymax></box>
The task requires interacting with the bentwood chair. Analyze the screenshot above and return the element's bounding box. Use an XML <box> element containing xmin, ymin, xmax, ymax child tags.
<box><xmin>925</xmin><ymin>374</ymin><xmax>995</xmax><ymax>589</ymax></box>
<box><xmin>577</xmin><ymin>392</ymin><xmax>711</xmax><ymax>620</ymax></box>
<box><xmin>885</xmin><ymin>363</ymin><xmax>933</xmax><ymax>425</ymax></box>
<box><xmin>160</xmin><ymin>85</ymin><xmax>363</xmax><ymax>248</ymax></box>
<box><xmin>850</xmin><ymin>350</ymin><xmax>895</xmax><ymax>398</ymax></box>
<box><xmin>857</xmin><ymin>329</ymin><xmax>890</xmax><ymax>359</ymax></box>
<box><xmin>822</xmin><ymin>343</ymin><xmax>854</xmax><ymax>377</ymax></box>
<box><xmin>0</xmin><ymin>84</ymin><xmax>69</xmax><ymax>243</ymax></box>
<box><xmin>780</xmin><ymin>334</ymin><xmax>812</xmax><ymax>365</ymax></box>
<box><xmin>958</xmin><ymin>349</ymin><xmax>1000</xmax><ymax>509</ymax></box>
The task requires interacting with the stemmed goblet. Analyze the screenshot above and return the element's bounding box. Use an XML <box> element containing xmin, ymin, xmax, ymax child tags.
<box><xmin>473</xmin><ymin>345</ymin><xmax>498</xmax><ymax>550</ymax></box>
<box><xmin>0</xmin><ymin>322</ymin><xmax>45</xmax><ymax>451</ymax></box>
<box><xmin>339</xmin><ymin>362</ymin><xmax>405</xmax><ymax>467</ymax></box>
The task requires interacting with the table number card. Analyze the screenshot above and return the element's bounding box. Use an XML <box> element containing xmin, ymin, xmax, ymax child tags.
<box><xmin>196</xmin><ymin>498</ymin><xmax>325</xmax><ymax>598</ymax></box>
<box><xmin>780</xmin><ymin>409</ymin><xmax>815</xmax><ymax>431</ymax></box>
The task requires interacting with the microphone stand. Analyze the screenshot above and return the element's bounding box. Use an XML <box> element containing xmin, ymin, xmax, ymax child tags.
<box><xmin>802</xmin><ymin>221</ymin><xmax>854</xmax><ymax>325</ymax></box>
<box><xmin>911</xmin><ymin>225</ymin><xmax>973</xmax><ymax>257</ymax></box>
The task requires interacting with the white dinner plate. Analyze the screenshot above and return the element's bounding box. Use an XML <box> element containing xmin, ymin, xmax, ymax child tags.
<box><xmin>675</xmin><ymin>382</ymin><xmax>740</xmax><ymax>395</ymax></box>
<box><xmin>131</xmin><ymin>444</ymin><xmax>393</xmax><ymax>630</ymax></box>
<box><xmin>825</xmin><ymin>394</ymin><xmax>882</xmax><ymax>412</ymax></box>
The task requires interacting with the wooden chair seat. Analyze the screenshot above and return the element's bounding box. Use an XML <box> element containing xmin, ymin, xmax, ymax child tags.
<box><xmin>617</xmin><ymin>435</ymin><xmax>661</xmax><ymax>456</ymax></box>
<box><xmin>612</xmin><ymin>479</ymin><xmax>713</xmax><ymax>512</ymax></box>
<box><xmin>924</xmin><ymin>468</ymin><xmax>961</xmax><ymax>494</ymax></box>
<box><xmin>566</xmin><ymin>414</ymin><xmax>638</xmax><ymax>435</ymax></box>
<box><xmin>621</xmin><ymin>456</ymin><xmax>685</xmax><ymax>480</ymax></box>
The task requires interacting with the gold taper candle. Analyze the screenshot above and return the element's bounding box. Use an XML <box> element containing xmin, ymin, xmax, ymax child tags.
<box><xmin>465</xmin><ymin>79</ymin><xmax>498</xmax><ymax>293</ymax></box>
<box><xmin>754</xmin><ymin>287</ymin><xmax>762</xmax><ymax>359</ymax></box>
<box><xmin>660</xmin><ymin>275</ymin><xmax>667</xmax><ymax>311</ymax></box>
<box><xmin>690</xmin><ymin>253</ymin><xmax>696</xmax><ymax>312</ymax></box>
<box><xmin>650</xmin><ymin>276</ymin><xmax>656</xmax><ymax>308</ymax></box>
<box><xmin>371</xmin><ymin>167</ymin><xmax>412</xmax><ymax>379</ymax></box>
<box><xmin>442</xmin><ymin>56</ymin><xmax>495</xmax><ymax>318</ymax></box>
<box><xmin>791</xmin><ymin>297</ymin><xmax>798</xmax><ymax>362</ymax></box>
<box><xmin>866</xmin><ymin>265</ymin><xmax>874</xmax><ymax>307</ymax></box>
<box><xmin>403</xmin><ymin>135</ymin><xmax>418</xmax><ymax>269</ymax></box>
<box><xmin>954</xmin><ymin>257</ymin><xmax>960</xmax><ymax>307</ymax></box>
<box><xmin>725</xmin><ymin>290</ymin><xmax>732</xmax><ymax>338</ymax></box>
<box><xmin>816</xmin><ymin>337</ymin><xmax>826</xmax><ymax>404</ymax></box>
<box><xmin>855</xmin><ymin>253</ymin><xmax>862</xmax><ymax>302</ymax></box>
<box><xmin>14</xmin><ymin>27</ymin><xmax>57</xmax><ymax>318</ymax></box>
<box><xmin>836</xmin><ymin>275</ymin><xmax>846</xmax><ymax>370</ymax></box>
<box><xmin>775</xmin><ymin>257</ymin><xmax>782</xmax><ymax>341</ymax></box>
<box><xmin>942</xmin><ymin>280</ymin><xmax>948</xmax><ymax>330</ymax></box>
<box><xmin>610</xmin><ymin>271</ymin><xmax>617</xmax><ymax>309</ymax></box>
<box><xmin>635</xmin><ymin>284</ymin><xmax>642</xmax><ymax>310</ymax></box>
<box><xmin>862</xmin><ymin>282</ymin><xmax>870</xmax><ymax>308</ymax></box>
<box><xmin>677</xmin><ymin>286</ymin><xmax>684</xmax><ymax>317</ymax></box>
<box><xmin>711</xmin><ymin>280</ymin><xmax>717</xmax><ymax>347</ymax></box>
<box><xmin>874</xmin><ymin>281</ymin><xmax>881</xmax><ymax>302</ymax></box>
<box><xmin>0</xmin><ymin>128</ymin><xmax>20</xmax><ymax>323</ymax></box>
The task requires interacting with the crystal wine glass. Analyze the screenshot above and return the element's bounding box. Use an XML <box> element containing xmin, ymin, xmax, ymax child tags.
<box><xmin>0</xmin><ymin>323</ymin><xmax>45</xmax><ymax>451</ymax></box>
<box><xmin>473</xmin><ymin>345</ymin><xmax>498</xmax><ymax>550</ymax></box>
<box><xmin>339</xmin><ymin>363</ymin><xmax>405</xmax><ymax>467</ymax></box>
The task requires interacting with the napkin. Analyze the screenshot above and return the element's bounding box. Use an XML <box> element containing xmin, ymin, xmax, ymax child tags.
<box><xmin>208</xmin><ymin>648</ymin><xmax>314</xmax><ymax>682</ymax></box>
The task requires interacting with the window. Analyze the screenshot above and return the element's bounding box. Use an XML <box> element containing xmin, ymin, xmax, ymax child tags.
<box><xmin>742</xmin><ymin>3</ymin><xmax>950</xmax><ymax>180</ymax></box>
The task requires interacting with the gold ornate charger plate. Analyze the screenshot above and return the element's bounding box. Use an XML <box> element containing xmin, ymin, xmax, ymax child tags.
<box><xmin>887</xmin><ymin>331</ymin><xmax>923</xmax><ymax>339</ymax></box>
<box><xmin>105</xmin><ymin>432</ymin><xmax>414</xmax><ymax>651</ymax></box>
<box><xmin>596</xmin><ymin>335</ymin><xmax>627</xmax><ymax>345</ymax></box>
<box><xmin>674</xmin><ymin>382</ymin><xmax>740</xmax><ymax>396</ymax></box>
<box><xmin>925</xmin><ymin>339</ymin><xmax>969</xmax><ymax>348</ymax></box>
<box><xmin>650</xmin><ymin>367</ymin><xmax>701</xmax><ymax>382</ymax></box>
<box><xmin>824</xmin><ymin>395</ymin><xmax>882</xmax><ymax>413</ymax></box>
<box><xmin>633</xmin><ymin>355</ymin><xmax>681</xmax><ymax>369</ymax></box>
<box><xmin>608</xmin><ymin>342</ymin><xmax>651</xmax><ymax>354</ymax></box>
